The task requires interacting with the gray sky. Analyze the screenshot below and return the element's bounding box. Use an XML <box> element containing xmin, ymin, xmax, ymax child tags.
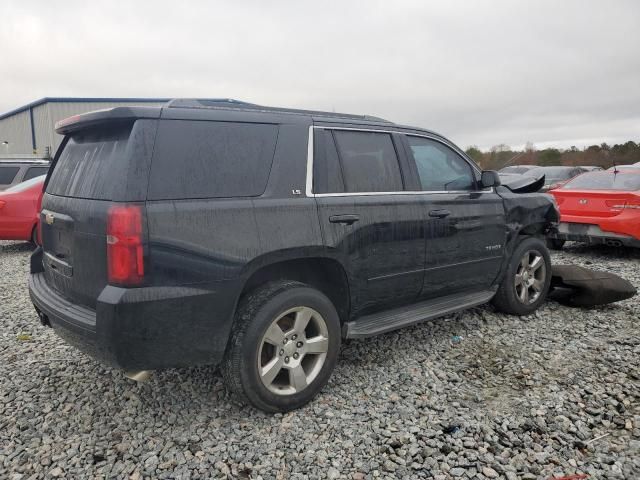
<box><xmin>2</xmin><ymin>0</ymin><xmax>639</xmax><ymax>150</ymax></box>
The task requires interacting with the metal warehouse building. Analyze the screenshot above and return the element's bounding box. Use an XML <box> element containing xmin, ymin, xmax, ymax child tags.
<box><xmin>0</xmin><ymin>97</ymin><xmax>169</xmax><ymax>158</ymax></box>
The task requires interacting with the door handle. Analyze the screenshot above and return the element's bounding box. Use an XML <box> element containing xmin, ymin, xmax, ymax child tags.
<box><xmin>329</xmin><ymin>214</ymin><xmax>360</xmax><ymax>225</ymax></box>
<box><xmin>428</xmin><ymin>209</ymin><xmax>451</xmax><ymax>219</ymax></box>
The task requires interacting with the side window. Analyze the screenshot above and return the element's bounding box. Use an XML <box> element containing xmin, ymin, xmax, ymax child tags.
<box><xmin>148</xmin><ymin>121</ymin><xmax>278</xmax><ymax>200</ymax></box>
<box><xmin>332</xmin><ymin>130</ymin><xmax>403</xmax><ymax>192</ymax></box>
<box><xmin>22</xmin><ymin>166</ymin><xmax>49</xmax><ymax>182</ymax></box>
<box><xmin>0</xmin><ymin>166</ymin><xmax>20</xmax><ymax>185</ymax></box>
<box><xmin>313</xmin><ymin>129</ymin><xmax>345</xmax><ymax>194</ymax></box>
<box><xmin>406</xmin><ymin>136</ymin><xmax>475</xmax><ymax>191</ymax></box>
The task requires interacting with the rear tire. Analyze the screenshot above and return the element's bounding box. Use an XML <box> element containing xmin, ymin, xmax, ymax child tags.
<box><xmin>222</xmin><ymin>281</ymin><xmax>341</xmax><ymax>412</ymax></box>
<box><xmin>546</xmin><ymin>238</ymin><xmax>565</xmax><ymax>250</ymax></box>
<box><xmin>492</xmin><ymin>237</ymin><xmax>552</xmax><ymax>315</ymax></box>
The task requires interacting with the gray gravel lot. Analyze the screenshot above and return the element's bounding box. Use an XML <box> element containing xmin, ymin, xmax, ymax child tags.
<box><xmin>1</xmin><ymin>241</ymin><xmax>639</xmax><ymax>480</ymax></box>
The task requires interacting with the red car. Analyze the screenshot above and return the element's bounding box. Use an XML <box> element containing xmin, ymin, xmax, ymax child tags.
<box><xmin>547</xmin><ymin>169</ymin><xmax>640</xmax><ymax>249</ymax></box>
<box><xmin>0</xmin><ymin>175</ymin><xmax>46</xmax><ymax>244</ymax></box>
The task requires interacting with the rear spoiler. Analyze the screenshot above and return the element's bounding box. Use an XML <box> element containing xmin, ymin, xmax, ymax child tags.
<box><xmin>55</xmin><ymin>106</ymin><xmax>163</xmax><ymax>135</ymax></box>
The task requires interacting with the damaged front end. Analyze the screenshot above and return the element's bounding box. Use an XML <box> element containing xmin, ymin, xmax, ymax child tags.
<box><xmin>493</xmin><ymin>180</ymin><xmax>560</xmax><ymax>284</ymax></box>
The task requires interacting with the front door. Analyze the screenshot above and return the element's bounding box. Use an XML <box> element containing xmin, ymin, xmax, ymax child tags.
<box><xmin>402</xmin><ymin>135</ymin><xmax>506</xmax><ymax>298</ymax></box>
<box><xmin>311</xmin><ymin>127</ymin><xmax>426</xmax><ymax>316</ymax></box>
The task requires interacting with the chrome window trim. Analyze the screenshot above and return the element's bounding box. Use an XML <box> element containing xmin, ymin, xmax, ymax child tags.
<box><xmin>305</xmin><ymin>125</ymin><xmax>491</xmax><ymax>197</ymax></box>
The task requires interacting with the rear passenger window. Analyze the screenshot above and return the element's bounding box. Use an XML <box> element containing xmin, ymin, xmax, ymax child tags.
<box><xmin>332</xmin><ymin>130</ymin><xmax>403</xmax><ymax>192</ymax></box>
<box><xmin>0</xmin><ymin>166</ymin><xmax>20</xmax><ymax>184</ymax></box>
<box><xmin>148</xmin><ymin>121</ymin><xmax>278</xmax><ymax>200</ymax></box>
<box><xmin>406</xmin><ymin>136</ymin><xmax>475</xmax><ymax>191</ymax></box>
<box><xmin>23</xmin><ymin>166</ymin><xmax>49</xmax><ymax>181</ymax></box>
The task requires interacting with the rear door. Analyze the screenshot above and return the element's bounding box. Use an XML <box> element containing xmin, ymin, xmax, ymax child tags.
<box><xmin>312</xmin><ymin>127</ymin><xmax>426</xmax><ymax>316</ymax></box>
<box><xmin>402</xmin><ymin>134</ymin><xmax>506</xmax><ymax>298</ymax></box>
<box><xmin>40</xmin><ymin>119</ymin><xmax>156</xmax><ymax>309</ymax></box>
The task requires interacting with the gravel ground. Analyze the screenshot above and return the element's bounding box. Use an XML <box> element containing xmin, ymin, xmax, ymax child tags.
<box><xmin>1</xmin><ymin>240</ymin><xmax>639</xmax><ymax>480</ymax></box>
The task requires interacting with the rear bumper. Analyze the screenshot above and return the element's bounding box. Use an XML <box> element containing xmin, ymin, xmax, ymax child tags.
<box><xmin>549</xmin><ymin>222</ymin><xmax>640</xmax><ymax>248</ymax></box>
<box><xmin>29</xmin><ymin>271</ymin><xmax>240</xmax><ymax>371</ymax></box>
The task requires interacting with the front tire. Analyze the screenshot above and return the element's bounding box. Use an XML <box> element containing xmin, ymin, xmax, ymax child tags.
<box><xmin>492</xmin><ymin>237</ymin><xmax>552</xmax><ymax>315</ymax></box>
<box><xmin>222</xmin><ymin>281</ymin><xmax>341</xmax><ymax>412</ymax></box>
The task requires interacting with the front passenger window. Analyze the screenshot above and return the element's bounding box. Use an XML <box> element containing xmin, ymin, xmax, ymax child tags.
<box><xmin>407</xmin><ymin>136</ymin><xmax>475</xmax><ymax>191</ymax></box>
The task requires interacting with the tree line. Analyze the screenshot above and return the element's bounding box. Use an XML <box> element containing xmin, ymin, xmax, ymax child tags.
<box><xmin>465</xmin><ymin>141</ymin><xmax>640</xmax><ymax>170</ymax></box>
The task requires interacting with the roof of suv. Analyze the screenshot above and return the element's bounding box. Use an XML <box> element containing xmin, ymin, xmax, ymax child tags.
<box><xmin>165</xmin><ymin>98</ymin><xmax>393</xmax><ymax>123</ymax></box>
<box><xmin>55</xmin><ymin>98</ymin><xmax>443</xmax><ymax>139</ymax></box>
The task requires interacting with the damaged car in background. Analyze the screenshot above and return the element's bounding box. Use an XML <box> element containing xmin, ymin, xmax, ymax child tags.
<box><xmin>27</xmin><ymin>99</ymin><xmax>632</xmax><ymax>413</ymax></box>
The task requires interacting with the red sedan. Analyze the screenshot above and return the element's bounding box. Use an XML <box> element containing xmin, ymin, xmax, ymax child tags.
<box><xmin>547</xmin><ymin>169</ymin><xmax>640</xmax><ymax>249</ymax></box>
<box><xmin>0</xmin><ymin>175</ymin><xmax>45</xmax><ymax>244</ymax></box>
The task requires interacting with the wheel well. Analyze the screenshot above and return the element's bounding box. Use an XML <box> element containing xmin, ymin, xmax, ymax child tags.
<box><xmin>519</xmin><ymin>222</ymin><xmax>548</xmax><ymax>237</ymax></box>
<box><xmin>241</xmin><ymin>258</ymin><xmax>350</xmax><ymax>322</ymax></box>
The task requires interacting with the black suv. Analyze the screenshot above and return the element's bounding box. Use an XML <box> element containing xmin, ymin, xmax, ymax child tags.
<box><xmin>29</xmin><ymin>99</ymin><xmax>558</xmax><ymax>412</ymax></box>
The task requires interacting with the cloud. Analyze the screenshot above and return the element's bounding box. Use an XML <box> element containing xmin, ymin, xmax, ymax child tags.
<box><xmin>1</xmin><ymin>0</ymin><xmax>639</xmax><ymax>149</ymax></box>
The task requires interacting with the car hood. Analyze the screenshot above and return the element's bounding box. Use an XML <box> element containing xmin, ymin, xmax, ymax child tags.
<box><xmin>499</xmin><ymin>171</ymin><xmax>546</xmax><ymax>193</ymax></box>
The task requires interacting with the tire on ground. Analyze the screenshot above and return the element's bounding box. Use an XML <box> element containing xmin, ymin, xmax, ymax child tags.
<box><xmin>222</xmin><ymin>280</ymin><xmax>341</xmax><ymax>412</ymax></box>
<box><xmin>492</xmin><ymin>236</ymin><xmax>552</xmax><ymax>315</ymax></box>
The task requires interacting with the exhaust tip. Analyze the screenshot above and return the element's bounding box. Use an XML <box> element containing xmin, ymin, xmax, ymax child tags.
<box><xmin>124</xmin><ymin>370</ymin><xmax>152</xmax><ymax>382</ymax></box>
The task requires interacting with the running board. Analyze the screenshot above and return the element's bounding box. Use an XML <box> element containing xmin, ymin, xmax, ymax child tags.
<box><xmin>344</xmin><ymin>289</ymin><xmax>496</xmax><ymax>339</ymax></box>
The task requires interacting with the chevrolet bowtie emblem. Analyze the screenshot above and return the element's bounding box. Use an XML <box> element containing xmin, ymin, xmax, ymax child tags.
<box><xmin>45</xmin><ymin>213</ymin><xmax>55</xmax><ymax>225</ymax></box>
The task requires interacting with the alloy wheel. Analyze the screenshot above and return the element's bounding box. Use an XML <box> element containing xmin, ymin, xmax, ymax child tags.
<box><xmin>514</xmin><ymin>250</ymin><xmax>546</xmax><ymax>305</ymax></box>
<box><xmin>257</xmin><ymin>306</ymin><xmax>329</xmax><ymax>395</ymax></box>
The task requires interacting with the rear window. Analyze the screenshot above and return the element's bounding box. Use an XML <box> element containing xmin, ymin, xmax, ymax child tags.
<box><xmin>0</xmin><ymin>166</ymin><xmax>20</xmax><ymax>184</ymax></box>
<box><xmin>563</xmin><ymin>172</ymin><xmax>640</xmax><ymax>191</ymax></box>
<box><xmin>528</xmin><ymin>167</ymin><xmax>579</xmax><ymax>182</ymax></box>
<box><xmin>148</xmin><ymin>120</ymin><xmax>278</xmax><ymax>200</ymax></box>
<box><xmin>46</xmin><ymin>124</ymin><xmax>132</xmax><ymax>200</ymax></box>
<box><xmin>23</xmin><ymin>166</ymin><xmax>49</xmax><ymax>181</ymax></box>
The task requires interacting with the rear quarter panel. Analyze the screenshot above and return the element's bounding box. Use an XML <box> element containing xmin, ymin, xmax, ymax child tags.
<box><xmin>145</xmin><ymin>122</ymin><xmax>323</xmax><ymax>333</ymax></box>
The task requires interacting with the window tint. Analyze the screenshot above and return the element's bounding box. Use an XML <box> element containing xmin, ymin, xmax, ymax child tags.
<box><xmin>313</xmin><ymin>129</ymin><xmax>344</xmax><ymax>194</ymax></box>
<box><xmin>332</xmin><ymin>130</ymin><xmax>403</xmax><ymax>192</ymax></box>
<box><xmin>47</xmin><ymin>124</ymin><xmax>132</xmax><ymax>200</ymax></box>
<box><xmin>23</xmin><ymin>166</ymin><xmax>49</xmax><ymax>181</ymax></box>
<box><xmin>406</xmin><ymin>136</ymin><xmax>475</xmax><ymax>191</ymax></box>
<box><xmin>0</xmin><ymin>166</ymin><xmax>20</xmax><ymax>184</ymax></box>
<box><xmin>563</xmin><ymin>172</ymin><xmax>640</xmax><ymax>191</ymax></box>
<box><xmin>148</xmin><ymin>121</ymin><xmax>278</xmax><ymax>200</ymax></box>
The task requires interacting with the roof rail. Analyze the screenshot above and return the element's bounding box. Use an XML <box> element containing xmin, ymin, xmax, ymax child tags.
<box><xmin>165</xmin><ymin>98</ymin><xmax>392</xmax><ymax>123</ymax></box>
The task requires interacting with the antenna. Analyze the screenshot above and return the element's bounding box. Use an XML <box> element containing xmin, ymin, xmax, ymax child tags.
<box><xmin>612</xmin><ymin>160</ymin><xmax>618</xmax><ymax>174</ymax></box>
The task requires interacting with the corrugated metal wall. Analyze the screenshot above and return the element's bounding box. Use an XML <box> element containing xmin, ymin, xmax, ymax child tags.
<box><xmin>0</xmin><ymin>101</ymin><xmax>166</xmax><ymax>156</ymax></box>
<box><xmin>0</xmin><ymin>110</ymin><xmax>33</xmax><ymax>155</ymax></box>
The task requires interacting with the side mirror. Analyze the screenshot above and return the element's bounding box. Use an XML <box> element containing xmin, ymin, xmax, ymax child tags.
<box><xmin>480</xmin><ymin>170</ymin><xmax>501</xmax><ymax>188</ymax></box>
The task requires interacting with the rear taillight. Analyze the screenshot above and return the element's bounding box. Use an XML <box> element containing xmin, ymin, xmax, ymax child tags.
<box><xmin>605</xmin><ymin>200</ymin><xmax>640</xmax><ymax>210</ymax></box>
<box><xmin>107</xmin><ymin>205</ymin><xmax>144</xmax><ymax>286</ymax></box>
<box><xmin>0</xmin><ymin>200</ymin><xmax>5</xmax><ymax>209</ymax></box>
